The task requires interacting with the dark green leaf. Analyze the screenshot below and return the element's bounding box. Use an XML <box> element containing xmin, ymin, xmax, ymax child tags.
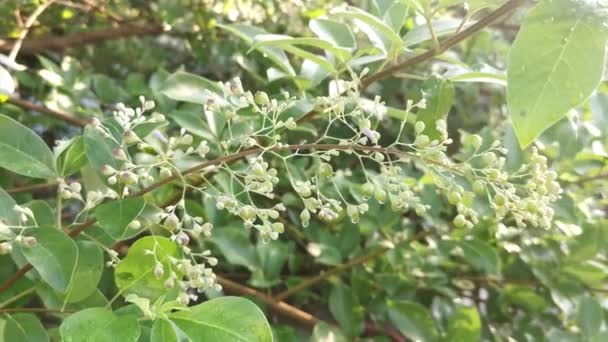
<box><xmin>329</xmin><ymin>282</ymin><xmax>364</xmax><ymax>337</ymax></box>
<box><xmin>2</xmin><ymin>313</ymin><xmax>49</xmax><ymax>342</ymax></box>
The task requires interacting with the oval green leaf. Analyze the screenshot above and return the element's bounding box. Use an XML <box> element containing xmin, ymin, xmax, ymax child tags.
<box><xmin>507</xmin><ymin>0</ymin><xmax>608</xmax><ymax>147</ymax></box>
<box><xmin>59</xmin><ymin>308</ymin><xmax>140</xmax><ymax>342</ymax></box>
<box><xmin>169</xmin><ymin>296</ymin><xmax>272</xmax><ymax>342</ymax></box>
<box><xmin>0</xmin><ymin>114</ymin><xmax>57</xmax><ymax>179</ymax></box>
<box><xmin>95</xmin><ymin>197</ymin><xmax>146</xmax><ymax>240</ymax></box>
<box><xmin>114</xmin><ymin>236</ymin><xmax>181</xmax><ymax>300</ymax></box>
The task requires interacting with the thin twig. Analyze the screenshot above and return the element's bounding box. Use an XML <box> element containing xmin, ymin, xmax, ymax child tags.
<box><xmin>274</xmin><ymin>230</ymin><xmax>430</xmax><ymax>301</ymax></box>
<box><xmin>216</xmin><ymin>275</ymin><xmax>322</xmax><ymax>329</ymax></box>
<box><xmin>0</xmin><ymin>307</ymin><xmax>77</xmax><ymax>314</ymax></box>
<box><xmin>8</xmin><ymin>0</ymin><xmax>56</xmax><ymax>61</ymax></box>
<box><xmin>361</xmin><ymin>0</ymin><xmax>527</xmax><ymax>88</ymax></box>
<box><xmin>7</xmin><ymin>181</ymin><xmax>59</xmax><ymax>194</ymax></box>
<box><xmin>6</xmin><ymin>97</ymin><xmax>90</xmax><ymax>127</ymax></box>
<box><xmin>0</xmin><ymin>24</ymin><xmax>164</xmax><ymax>55</ymax></box>
<box><xmin>0</xmin><ymin>143</ymin><xmax>442</xmax><ymax>295</ymax></box>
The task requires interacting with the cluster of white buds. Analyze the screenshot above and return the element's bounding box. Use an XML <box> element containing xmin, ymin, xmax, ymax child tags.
<box><xmin>84</xmin><ymin>189</ymin><xmax>118</xmax><ymax>210</ymax></box>
<box><xmin>492</xmin><ymin>148</ymin><xmax>561</xmax><ymax>228</ymax></box>
<box><xmin>58</xmin><ymin>180</ymin><xmax>83</xmax><ymax>201</ymax></box>
<box><xmin>244</xmin><ymin>157</ymin><xmax>279</xmax><ymax>198</ymax></box>
<box><xmin>170</xmin><ymin>256</ymin><xmax>222</xmax><ymax>305</ymax></box>
<box><xmin>113</xmin><ymin>96</ymin><xmax>157</xmax><ymax>131</ymax></box>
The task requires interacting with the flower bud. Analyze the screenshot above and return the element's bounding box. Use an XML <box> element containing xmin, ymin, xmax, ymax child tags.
<box><xmin>107</xmin><ymin>176</ymin><xmax>118</xmax><ymax>185</ymax></box>
<box><xmin>0</xmin><ymin>242</ymin><xmax>12</xmax><ymax>255</ymax></box>
<box><xmin>180</xmin><ymin>134</ymin><xmax>193</xmax><ymax>146</ymax></box>
<box><xmin>493</xmin><ymin>193</ymin><xmax>506</xmax><ymax>206</ymax></box>
<box><xmin>415</xmin><ymin>134</ymin><xmax>430</xmax><ymax>147</ymax></box>
<box><xmin>112</xmin><ymin>147</ymin><xmax>128</xmax><ymax>161</ymax></box>
<box><xmin>23</xmin><ymin>236</ymin><xmax>37</xmax><ymax>247</ymax></box>
<box><xmin>119</xmin><ymin>171</ymin><xmax>138</xmax><ymax>185</ymax></box>
<box><xmin>238</xmin><ymin>205</ymin><xmax>257</xmax><ymax>221</ymax></box>
<box><xmin>176</xmin><ymin>231</ymin><xmax>190</xmax><ymax>246</ymax></box>
<box><xmin>254</xmin><ymin>91</ymin><xmax>270</xmax><ymax>105</ymax></box>
<box><xmin>164</xmin><ymin>213</ymin><xmax>180</xmax><ymax>231</ymax></box>
<box><xmin>154</xmin><ymin>264</ymin><xmax>164</xmax><ymax>279</ymax></box>
<box><xmin>101</xmin><ymin>165</ymin><xmax>116</xmax><ymax>176</ymax></box>
<box><xmin>453</xmin><ymin>214</ymin><xmax>467</xmax><ymax>228</ymax></box>
<box><xmin>472</xmin><ymin>180</ymin><xmax>485</xmax><ymax>195</ymax></box>
<box><xmin>128</xmin><ymin>220</ymin><xmax>141</xmax><ymax>230</ymax></box>
<box><xmin>374</xmin><ymin>189</ymin><xmax>386</xmax><ymax>204</ymax></box>
<box><xmin>415</xmin><ymin>121</ymin><xmax>425</xmax><ymax>134</ymax></box>
<box><xmin>300</xmin><ymin>209</ymin><xmax>311</xmax><ymax>227</ymax></box>
<box><xmin>123</xmin><ymin>130</ymin><xmax>139</xmax><ymax>144</ymax></box>
<box><xmin>448</xmin><ymin>191</ymin><xmax>461</xmax><ymax>205</ymax></box>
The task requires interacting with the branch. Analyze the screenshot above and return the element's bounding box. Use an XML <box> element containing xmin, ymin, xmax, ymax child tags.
<box><xmin>0</xmin><ymin>307</ymin><xmax>76</xmax><ymax>314</ymax></box>
<box><xmin>0</xmin><ymin>142</ymin><xmax>442</xmax><ymax>295</ymax></box>
<box><xmin>7</xmin><ymin>181</ymin><xmax>59</xmax><ymax>194</ymax></box>
<box><xmin>6</xmin><ymin>97</ymin><xmax>90</xmax><ymax>127</ymax></box>
<box><xmin>274</xmin><ymin>230</ymin><xmax>430</xmax><ymax>301</ymax></box>
<box><xmin>216</xmin><ymin>275</ymin><xmax>321</xmax><ymax>329</ymax></box>
<box><xmin>360</xmin><ymin>0</ymin><xmax>527</xmax><ymax>88</ymax></box>
<box><xmin>0</xmin><ymin>24</ymin><xmax>164</xmax><ymax>55</ymax></box>
<box><xmin>7</xmin><ymin>0</ymin><xmax>56</xmax><ymax>61</ymax></box>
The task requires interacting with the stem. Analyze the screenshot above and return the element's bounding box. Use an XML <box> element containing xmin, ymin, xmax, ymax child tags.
<box><xmin>56</xmin><ymin>191</ymin><xmax>62</xmax><ymax>230</ymax></box>
<box><xmin>0</xmin><ymin>143</ymin><xmax>444</xmax><ymax>295</ymax></box>
<box><xmin>6</xmin><ymin>97</ymin><xmax>90</xmax><ymax>127</ymax></box>
<box><xmin>0</xmin><ymin>307</ymin><xmax>76</xmax><ymax>314</ymax></box>
<box><xmin>0</xmin><ymin>287</ymin><xmax>36</xmax><ymax>309</ymax></box>
<box><xmin>274</xmin><ymin>230</ymin><xmax>430</xmax><ymax>301</ymax></box>
<box><xmin>361</xmin><ymin>0</ymin><xmax>527</xmax><ymax>88</ymax></box>
<box><xmin>8</xmin><ymin>0</ymin><xmax>56</xmax><ymax>61</ymax></box>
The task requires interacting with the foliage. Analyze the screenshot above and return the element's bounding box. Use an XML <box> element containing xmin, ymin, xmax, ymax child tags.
<box><xmin>0</xmin><ymin>0</ymin><xmax>607</xmax><ymax>341</ymax></box>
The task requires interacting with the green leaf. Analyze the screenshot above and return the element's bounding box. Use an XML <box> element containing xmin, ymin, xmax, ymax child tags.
<box><xmin>403</xmin><ymin>19</ymin><xmax>470</xmax><ymax>47</ymax></box>
<box><xmin>168</xmin><ymin>109</ymin><xmax>213</xmax><ymax>139</ymax></box>
<box><xmin>93</xmin><ymin>74</ymin><xmax>126</xmax><ymax>103</ymax></box>
<box><xmin>114</xmin><ymin>236</ymin><xmax>181</xmax><ymax>300</ymax></box>
<box><xmin>253</xmin><ymin>35</ymin><xmax>350</xmax><ymax>69</ymax></box>
<box><xmin>20</xmin><ymin>228</ymin><xmax>78</xmax><ymax>293</ymax></box>
<box><xmin>211</xmin><ymin>227</ymin><xmax>258</xmax><ymax>271</ymax></box>
<box><xmin>311</xmin><ymin>322</ymin><xmax>347</xmax><ymax>342</ymax></box>
<box><xmin>382</xmin><ymin>1</ymin><xmax>409</xmax><ymax>33</ymax></box>
<box><xmin>2</xmin><ymin>313</ymin><xmax>49</xmax><ymax>342</ymax></box>
<box><xmin>577</xmin><ymin>296</ymin><xmax>603</xmax><ymax>338</ymax></box>
<box><xmin>160</xmin><ymin>71</ymin><xmax>222</xmax><ymax>105</ymax></box>
<box><xmin>507</xmin><ymin>0</ymin><xmax>608</xmax><ymax>147</ymax></box>
<box><xmin>447</xmin><ymin>70</ymin><xmax>507</xmax><ymax>86</ymax></box>
<box><xmin>446</xmin><ymin>306</ymin><xmax>481</xmax><ymax>341</ymax></box>
<box><xmin>309</xmin><ymin>19</ymin><xmax>356</xmax><ymax>49</ymax></box>
<box><xmin>169</xmin><ymin>296</ymin><xmax>272</xmax><ymax>342</ymax></box>
<box><xmin>63</xmin><ymin>241</ymin><xmax>104</xmax><ymax>303</ymax></box>
<box><xmin>334</xmin><ymin>7</ymin><xmax>403</xmax><ymax>55</ymax></box>
<box><xmin>95</xmin><ymin>197</ymin><xmax>146</xmax><ymax>240</ymax></box>
<box><xmin>83</xmin><ymin>125</ymin><xmax>122</xmax><ymax>172</ymax></box>
<box><xmin>23</xmin><ymin>200</ymin><xmax>54</xmax><ymax>227</ymax></box>
<box><xmin>417</xmin><ymin>77</ymin><xmax>454</xmax><ymax>140</ymax></box>
<box><xmin>219</xmin><ymin>24</ymin><xmax>296</xmax><ymax>76</ymax></box>
<box><xmin>0</xmin><ymin>187</ymin><xmax>20</xmax><ymax>226</ymax></box>
<box><xmin>387</xmin><ymin>300</ymin><xmax>439</xmax><ymax>342</ymax></box>
<box><xmin>328</xmin><ymin>282</ymin><xmax>364</xmax><ymax>337</ymax></box>
<box><xmin>60</xmin><ymin>308</ymin><xmax>141</xmax><ymax>342</ymax></box>
<box><xmin>57</xmin><ymin>136</ymin><xmax>87</xmax><ymax>176</ymax></box>
<box><xmin>500</xmin><ymin>285</ymin><xmax>547</xmax><ymax>313</ymax></box>
<box><xmin>150</xmin><ymin>319</ymin><xmax>178</xmax><ymax>342</ymax></box>
<box><xmin>459</xmin><ymin>240</ymin><xmax>501</xmax><ymax>275</ymax></box>
<box><xmin>0</xmin><ymin>114</ymin><xmax>57</xmax><ymax>179</ymax></box>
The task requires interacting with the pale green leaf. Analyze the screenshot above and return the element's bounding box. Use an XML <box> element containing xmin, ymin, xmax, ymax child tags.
<box><xmin>219</xmin><ymin>24</ymin><xmax>296</xmax><ymax>76</ymax></box>
<box><xmin>459</xmin><ymin>240</ymin><xmax>501</xmax><ymax>275</ymax></box>
<box><xmin>63</xmin><ymin>241</ymin><xmax>104</xmax><ymax>303</ymax></box>
<box><xmin>446</xmin><ymin>306</ymin><xmax>481</xmax><ymax>341</ymax></box>
<box><xmin>169</xmin><ymin>296</ymin><xmax>272</xmax><ymax>342</ymax></box>
<box><xmin>309</xmin><ymin>19</ymin><xmax>356</xmax><ymax>49</ymax></box>
<box><xmin>59</xmin><ymin>308</ymin><xmax>140</xmax><ymax>342</ymax></box>
<box><xmin>508</xmin><ymin>0</ymin><xmax>608</xmax><ymax>147</ymax></box>
<box><xmin>387</xmin><ymin>300</ymin><xmax>439</xmax><ymax>342</ymax></box>
<box><xmin>577</xmin><ymin>296</ymin><xmax>603</xmax><ymax>338</ymax></box>
<box><xmin>160</xmin><ymin>71</ymin><xmax>222</xmax><ymax>105</ymax></box>
<box><xmin>114</xmin><ymin>236</ymin><xmax>181</xmax><ymax>300</ymax></box>
<box><xmin>0</xmin><ymin>114</ymin><xmax>57</xmax><ymax>179</ymax></box>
